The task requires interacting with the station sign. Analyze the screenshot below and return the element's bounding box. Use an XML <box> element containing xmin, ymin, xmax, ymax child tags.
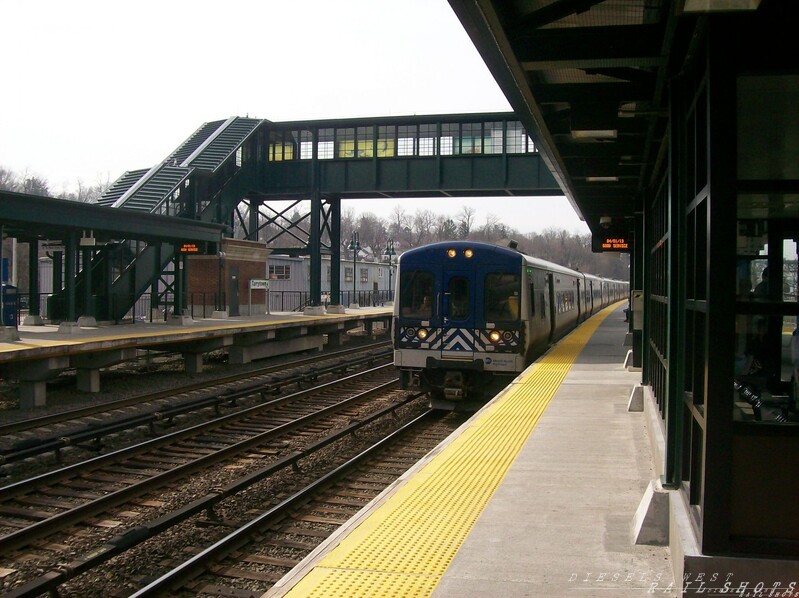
<box><xmin>592</xmin><ymin>234</ymin><xmax>631</xmax><ymax>253</ymax></box>
<box><xmin>249</xmin><ymin>278</ymin><xmax>269</xmax><ymax>290</ymax></box>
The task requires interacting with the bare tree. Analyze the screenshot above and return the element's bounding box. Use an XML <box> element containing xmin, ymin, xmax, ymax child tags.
<box><xmin>0</xmin><ymin>166</ymin><xmax>18</xmax><ymax>191</ymax></box>
<box><xmin>411</xmin><ymin>209</ymin><xmax>436</xmax><ymax>246</ymax></box>
<box><xmin>456</xmin><ymin>205</ymin><xmax>476</xmax><ymax>238</ymax></box>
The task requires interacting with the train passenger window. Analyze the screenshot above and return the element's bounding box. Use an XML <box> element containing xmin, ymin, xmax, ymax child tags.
<box><xmin>484</xmin><ymin>273</ymin><xmax>520</xmax><ymax>321</ymax></box>
<box><xmin>448</xmin><ymin>276</ymin><xmax>470</xmax><ymax>320</ymax></box>
<box><xmin>400</xmin><ymin>271</ymin><xmax>434</xmax><ymax>318</ymax></box>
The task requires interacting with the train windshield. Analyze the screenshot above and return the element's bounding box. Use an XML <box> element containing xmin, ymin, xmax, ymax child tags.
<box><xmin>484</xmin><ymin>272</ymin><xmax>521</xmax><ymax>321</ymax></box>
<box><xmin>447</xmin><ymin>276</ymin><xmax>470</xmax><ymax>320</ymax></box>
<box><xmin>400</xmin><ymin>270</ymin><xmax>434</xmax><ymax>318</ymax></box>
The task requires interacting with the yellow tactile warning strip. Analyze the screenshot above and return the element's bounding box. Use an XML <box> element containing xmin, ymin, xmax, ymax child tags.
<box><xmin>283</xmin><ymin>303</ymin><xmax>621</xmax><ymax>597</ymax></box>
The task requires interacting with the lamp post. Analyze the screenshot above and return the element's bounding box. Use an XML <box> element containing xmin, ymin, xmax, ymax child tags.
<box><xmin>383</xmin><ymin>238</ymin><xmax>396</xmax><ymax>303</ymax></box>
<box><xmin>347</xmin><ymin>232</ymin><xmax>360</xmax><ymax>308</ymax></box>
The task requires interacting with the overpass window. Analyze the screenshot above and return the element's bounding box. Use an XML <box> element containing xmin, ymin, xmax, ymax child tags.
<box><xmin>485</xmin><ymin>122</ymin><xmax>503</xmax><ymax>154</ymax></box>
<box><xmin>419</xmin><ymin>124</ymin><xmax>437</xmax><ymax>155</ymax></box>
<box><xmin>377</xmin><ymin>125</ymin><xmax>396</xmax><ymax>157</ymax></box>
<box><xmin>398</xmin><ymin>125</ymin><xmax>417</xmax><ymax>156</ymax></box>
<box><xmin>299</xmin><ymin>130</ymin><xmax>313</xmax><ymax>159</ymax></box>
<box><xmin>336</xmin><ymin>127</ymin><xmax>355</xmax><ymax>158</ymax></box>
<box><xmin>440</xmin><ymin>123</ymin><xmax>458</xmax><ymax>155</ymax></box>
<box><xmin>507</xmin><ymin>122</ymin><xmax>527</xmax><ymax>153</ymax></box>
<box><xmin>318</xmin><ymin>128</ymin><xmax>334</xmax><ymax>159</ymax></box>
<box><xmin>461</xmin><ymin>122</ymin><xmax>482</xmax><ymax>154</ymax></box>
<box><xmin>356</xmin><ymin>126</ymin><xmax>372</xmax><ymax>158</ymax></box>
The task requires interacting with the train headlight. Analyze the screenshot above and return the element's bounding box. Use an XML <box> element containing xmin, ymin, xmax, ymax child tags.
<box><xmin>417</xmin><ymin>328</ymin><xmax>429</xmax><ymax>340</ymax></box>
<box><xmin>488</xmin><ymin>330</ymin><xmax>502</xmax><ymax>343</ymax></box>
<box><xmin>464</xmin><ymin>248</ymin><xmax>474</xmax><ymax>258</ymax></box>
<box><xmin>447</xmin><ymin>249</ymin><xmax>457</xmax><ymax>258</ymax></box>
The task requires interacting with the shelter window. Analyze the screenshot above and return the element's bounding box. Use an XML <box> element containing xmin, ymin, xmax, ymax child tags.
<box><xmin>461</xmin><ymin>122</ymin><xmax>482</xmax><ymax>154</ymax></box>
<box><xmin>398</xmin><ymin>125</ymin><xmax>417</xmax><ymax>156</ymax></box>
<box><xmin>485</xmin><ymin>122</ymin><xmax>504</xmax><ymax>154</ymax></box>
<box><xmin>377</xmin><ymin>125</ymin><xmax>396</xmax><ymax>157</ymax></box>
<box><xmin>360</xmin><ymin>268</ymin><xmax>368</xmax><ymax>282</ymax></box>
<box><xmin>419</xmin><ymin>124</ymin><xmax>437</xmax><ymax>156</ymax></box>
<box><xmin>400</xmin><ymin>270</ymin><xmax>434</xmax><ymax>318</ymax></box>
<box><xmin>345</xmin><ymin>267</ymin><xmax>353</xmax><ymax>283</ymax></box>
<box><xmin>318</xmin><ymin>128</ymin><xmax>334</xmax><ymax>159</ymax></box>
<box><xmin>269</xmin><ymin>265</ymin><xmax>291</xmax><ymax>280</ymax></box>
<box><xmin>484</xmin><ymin>273</ymin><xmax>521</xmax><ymax>321</ymax></box>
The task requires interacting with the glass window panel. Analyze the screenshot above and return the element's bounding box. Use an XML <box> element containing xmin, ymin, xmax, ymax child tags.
<box><xmin>485</xmin><ymin>122</ymin><xmax>503</xmax><ymax>154</ymax></box>
<box><xmin>377</xmin><ymin>125</ymin><xmax>396</xmax><ymax>157</ymax></box>
<box><xmin>336</xmin><ymin>127</ymin><xmax>355</xmax><ymax>158</ymax></box>
<box><xmin>398</xmin><ymin>125</ymin><xmax>417</xmax><ymax>156</ymax></box>
<box><xmin>507</xmin><ymin>121</ymin><xmax>526</xmax><ymax>153</ymax></box>
<box><xmin>441</xmin><ymin>123</ymin><xmax>459</xmax><ymax>155</ymax></box>
<box><xmin>356</xmin><ymin>126</ymin><xmax>373</xmax><ymax>158</ymax></box>
<box><xmin>400</xmin><ymin>270</ymin><xmax>434</xmax><ymax>318</ymax></box>
<box><xmin>447</xmin><ymin>276</ymin><xmax>469</xmax><ymax>320</ymax></box>
<box><xmin>419</xmin><ymin>124</ymin><xmax>437</xmax><ymax>156</ymax></box>
<box><xmin>484</xmin><ymin>273</ymin><xmax>521</xmax><ymax>321</ymax></box>
<box><xmin>461</xmin><ymin>122</ymin><xmax>482</xmax><ymax>154</ymax></box>
<box><xmin>318</xmin><ymin>128</ymin><xmax>334</xmax><ymax>160</ymax></box>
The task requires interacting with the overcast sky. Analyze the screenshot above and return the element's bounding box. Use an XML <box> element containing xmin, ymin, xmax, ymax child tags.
<box><xmin>0</xmin><ymin>0</ymin><xmax>587</xmax><ymax>235</ymax></box>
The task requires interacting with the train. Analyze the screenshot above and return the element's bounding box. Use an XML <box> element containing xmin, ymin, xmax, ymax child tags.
<box><xmin>392</xmin><ymin>241</ymin><xmax>628</xmax><ymax>409</ymax></box>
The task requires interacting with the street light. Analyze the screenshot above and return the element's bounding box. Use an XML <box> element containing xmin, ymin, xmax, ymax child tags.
<box><xmin>347</xmin><ymin>231</ymin><xmax>361</xmax><ymax>308</ymax></box>
<box><xmin>383</xmin><ymin>238</ymin><xmax>396</xmax><ymax>302</ymax></box>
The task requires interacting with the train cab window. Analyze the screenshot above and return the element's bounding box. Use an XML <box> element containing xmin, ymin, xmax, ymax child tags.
<box><xmin>447</xmin><ymin>276</ymin><xmax>470</xmax><ymax>320</ymax></box>
<box><xmin>400</xmin><ymin>271</ymin><xmax>434</xmax><ymax>319</ymax></box>
<box><xmin>484</xmin><ymin>273</ymin><xmax>520</xmax><ymax>321</ymax></box>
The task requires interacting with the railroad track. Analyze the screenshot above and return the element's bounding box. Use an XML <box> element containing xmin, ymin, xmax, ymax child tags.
<box><xmin>7</xmin><ymin>403</ymin><xmax>462</xmax><ymax>597</ymax></box>
<box><xmin>0</xmin><ymin>365</ymin><xmax>415</xmax><ymax>595</ymax></box>
<box><xmin>0</xmin><ymin>342</ymin><xmax>392</xmax><ymax>478</ymax></box>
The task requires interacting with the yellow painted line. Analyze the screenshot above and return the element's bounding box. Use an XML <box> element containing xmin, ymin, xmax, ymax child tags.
<box><xmin>0</xmin><ymin>310</ymin><xmax>391</xmax><ymax>355</ymax></box>
<box><xmin>284</xmin><ymin>303</ymin><xmax>621</xmax><ymax>597</ymax></box>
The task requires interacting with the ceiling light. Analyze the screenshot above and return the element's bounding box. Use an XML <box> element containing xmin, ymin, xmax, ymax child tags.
<box><xmin>571</xmin><ymin>129</ymin><xmax>618</xmax><ymax>140</ymax></box>
<box><xmin>586</xmin><ymin>176</ymin><xmax>619</xmax><ymax>182</ymax></box>
<box><xmin>682</xmin><ymin>0</ymin><xmax>761</xmax><ymax>12</ymax></box>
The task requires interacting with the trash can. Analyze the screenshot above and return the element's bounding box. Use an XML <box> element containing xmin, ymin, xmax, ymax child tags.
<box><xmin>1</xmin><ymin>284</ymin><xmax>18</xmax><ymax>327</ymax></box>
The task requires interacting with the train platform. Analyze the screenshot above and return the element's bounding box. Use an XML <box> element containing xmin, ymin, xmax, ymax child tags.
<box><xmin>267</xmin><ymin>303</ymin><xmax>675</xmax><ymax>598</ymax></box>
<box><xmin>0</xmin><ymin>307</ymin><xmax>392</xmax><ymax>409</ymax></box>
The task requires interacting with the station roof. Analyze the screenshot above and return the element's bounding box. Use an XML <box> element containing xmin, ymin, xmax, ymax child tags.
<box><xmin>0</xmin><ymin>190</ymin><xmax>227</xmax><ymax>245</ymax></box>
<box><xmin>448</xmin><ymin>0</ymin><xmax>705</xmax><ymax>237</ymax></box>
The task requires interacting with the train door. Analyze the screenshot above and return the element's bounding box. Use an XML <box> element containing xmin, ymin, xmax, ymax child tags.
<box><xmin>576</xmin><ymin>278</ymin><xmax>582</xmax><ymax>322</ymax></box>
<box><xmin>546</xmin><ymin>272</ymin><xmax>557</xmax><ymax>343</ymax></box>
<box><xmin>439</xmin><ymin>269</ymin><xmax>475</xmax><ymax>361</ymax></box>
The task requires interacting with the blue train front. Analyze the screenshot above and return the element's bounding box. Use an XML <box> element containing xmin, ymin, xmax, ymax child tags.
<box><xmin>393</xmin><ymin>241</ymin><xmax>529</xmax><ymax>408</ymax></box>
<box><xmin>393</xmin><ymin>241</ymin><xmax>629</xmax><ymax>409</ymax></box>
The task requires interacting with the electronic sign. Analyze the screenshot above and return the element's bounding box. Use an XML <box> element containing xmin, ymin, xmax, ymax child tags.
<box><xmin>592</xmin><ymin>235</ymin><xmax>631</xmax><ymax>253</ymax></box>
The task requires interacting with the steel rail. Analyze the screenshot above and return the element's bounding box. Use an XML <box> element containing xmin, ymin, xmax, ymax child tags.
<box><xmin>4</xmin><ymin>392</ymin><xmax>424</xmax><ymax>598</ymax></box>
<box><xmin>0</xmin><ymin>366</ymin><xmax>397</xmax><ymax>554</ymax></box>
<box><xmin>130</xmin><ymin>409</ymin><xmax>436</xmax><ymax>597</ymax></box>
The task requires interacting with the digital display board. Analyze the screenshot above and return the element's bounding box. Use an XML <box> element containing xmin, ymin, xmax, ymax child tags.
<box><xmin>178</xmin><ymin>242</ymin><xmax>210</xmax><ymax>254</ymax></box>
<box><xmin>592</xmin><ymin>235</ymin><xmax>631</xmax><ymax>253</ymax></box>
